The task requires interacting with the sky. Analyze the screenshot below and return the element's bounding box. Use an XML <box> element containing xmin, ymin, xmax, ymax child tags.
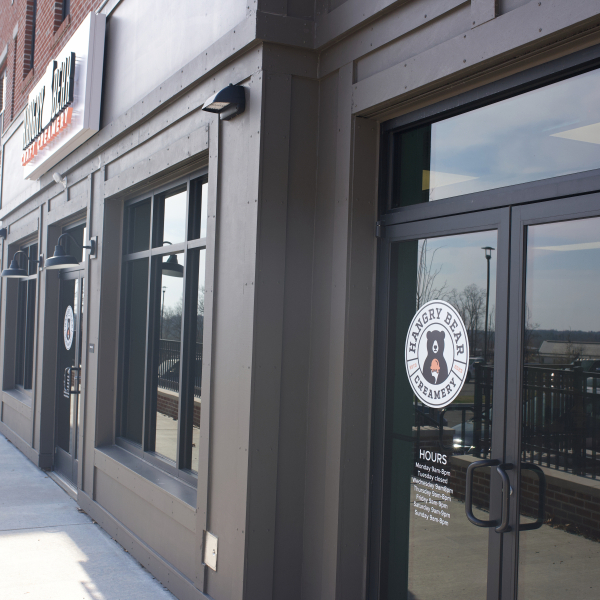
<box><xmin>427</xmin><ymin>69</ymin><xmax>600</xmax><ymax>200</ymax></box>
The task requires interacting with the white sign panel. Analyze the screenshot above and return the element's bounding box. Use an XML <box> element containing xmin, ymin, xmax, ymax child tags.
<box><xmin>64</xmin><ymin>305</ymin><xmax>75</xmax><ymax>351</ymax></box>
<box><xmin>405</xmin><ymin>300</ymin><xmax>469</xmax><ymax>408</ymax></box>
<box><xmin>22</xmin><ymin>12</ymin><xmax>105</xmax><ymax>180</ymax></box>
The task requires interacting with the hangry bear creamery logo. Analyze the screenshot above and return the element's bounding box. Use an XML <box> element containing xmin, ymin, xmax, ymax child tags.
<box><xmin>405</xmin><ymin>299</ymin><xmax>469</xmax><ymax>408</ymax></box>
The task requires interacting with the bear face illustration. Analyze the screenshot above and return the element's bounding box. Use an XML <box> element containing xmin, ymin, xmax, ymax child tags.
<box><xmin>422</xmin><ymin>330</ymin><xmax>449</xmax><ymax>385</ymax></box>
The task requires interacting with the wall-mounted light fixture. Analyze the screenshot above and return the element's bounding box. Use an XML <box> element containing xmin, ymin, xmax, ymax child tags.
<box><xmin>201</xmin><ymin>84</ymin><xmax>245</xmax><ymax>121</ymax></box>
<box><xmin>0</xmin><ymin>228</ymin><xmax>7</xmax><ymax>240</ymax></box>
<box><xmin>1</xmin><ymin>250</ymin><xmax>44</xmax><ymax>278</ymax></box>
<box><xmin>45</xmin><ymin>233</ymin><xmax>97</xmax><ymax>270</ymax></box>
<box><xmin>161</xmin><ymin>242</ymin><xmax>184</xmax><ymax>278</ymax></box>
<box><xmin>53</xmin><ymin>172</ymin><xmax>67</xmax><ymax>189</ymax></box>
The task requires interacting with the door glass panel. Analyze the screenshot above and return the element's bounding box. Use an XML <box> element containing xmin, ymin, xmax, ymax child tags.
<box><xmin>56</xmin><ymin>278</ymin><xmax>76</xmax><ymax>454</ymax></box>
<box><xmin>391</xmin><ymin>68</ymin><xmax>600</xmax><ymax>207</ymax></box>
<box><xmin>518</xmin><ymin>217</ymin><xmax>600</xmax><ymax>599</ymax></box>
<box><xmin>382</xmin><ymin>230</ymin><xmax>497</xmax><ymax>600</ymax></box>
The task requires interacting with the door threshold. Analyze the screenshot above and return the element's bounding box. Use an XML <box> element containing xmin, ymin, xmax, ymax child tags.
<box><xmin>48</xmin><ymin>470</ymin><xmax>78</xmax><ymax>500</ymax></box>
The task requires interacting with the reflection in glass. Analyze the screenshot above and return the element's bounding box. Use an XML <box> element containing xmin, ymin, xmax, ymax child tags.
<box><xmin>155</xmin><ymin>187</ymin><xmax>187</xmax><ymax>247</ymax></box>
<box><xmin>125</xmin><ymin>199</ymin><xmax>151</xmax><ymax>253</ymax></box>
<box><xmin>188</xmin><ymin>177</ymin><xmax>208</xmax><ymax>241</ymax></box>
<box><xmin>63</xmin><ymin>224</ymin><xmax>86</xmax><ymax>263</ymax></box>
<box><xmin>519</xmin><ymin>217</ymin><xmax>600</xmax><ymax>599</ymax></box>
<box><xmin>382</xmin><ymin>230</ymin><xmax>497</xmax><ymax>600</ymax></box>
<box><xmin>121</xmin><ymin>258</ymin><xmax>149</xmax><ymax>445</ymax></box>
<box><xmin>152</xmin><ymin>253</ymin><xmax>185</xmax><ymax>463</ymax></box>
<box><xmin>391</xmin><ymin>68</ymin><xmax>600</xmax><ymax>207</ymax></box>
<box><xmin>190</xmin><ymin>249</ymin><xmax>205</xmax><ymax>473</ymax></box>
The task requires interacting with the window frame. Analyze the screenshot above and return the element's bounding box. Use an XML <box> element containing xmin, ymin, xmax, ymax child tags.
<box><xmin>116</xmin><ymin>169</ymin><xmax>208</xmax><ymax>485</ymax></box>
<box><xmin>12</xmin><ymin>239</ymin><xmax>39</xmax><ymax>393</ymax></box>
<box><xmin>379</xmin><ymin>42</ymin><xmax>600</xmax><ymax>224</ymax></box>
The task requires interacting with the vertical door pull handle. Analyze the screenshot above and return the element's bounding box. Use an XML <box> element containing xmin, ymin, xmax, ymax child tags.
<box><xmin>465</xmin><ymin>459</ymin><xmax>500</xmax><ymax>527</ymax></box>
<box><xmin>495</xmin><ymin>463</ymin><xmax>514</xmax><ymax>533</ymax></box>
<box><xmin>519</xmin><ymin>463</ymin><xmax>546</xmax><ymax>531</ymax></box>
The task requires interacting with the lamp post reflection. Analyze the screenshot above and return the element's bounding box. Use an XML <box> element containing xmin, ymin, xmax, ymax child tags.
<box><xmin>482</xmin><ymin>246</ymin><xmax>494</xmax><ymax>363</ymax></box>
<box><xmin>161</xmin><ymin>286</ymin><xmax>166</xmax><ymax>340</ymax></box>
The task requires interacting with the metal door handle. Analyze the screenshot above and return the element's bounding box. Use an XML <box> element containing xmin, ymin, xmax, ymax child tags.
<box><xmin>465</xmin><ymin>459</ymin><xmax>500</xmax><ymax>527</ymax></box>
<box><xmin>519</xmin><ymin>463</ymin><xmax>546</xmax><ymax>531</ymax></box>
<box><xmin>495</xmin><ymin>463</ymin><xmax>514</xmax><ymax>533</ymax></box>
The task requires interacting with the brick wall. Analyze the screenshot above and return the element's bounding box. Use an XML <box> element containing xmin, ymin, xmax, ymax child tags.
<box><xmin>0</xmin><ymin>0</ymin><xmax>104</xmax><ymax>133</ymax></box>
<box><xmin>157</xmin><ymin>388</ymin><xmax>201</xmax><ymax>428</ymax></box>
<box><xmin>449</xmin><ymin>454</ymin><xmax>600</xmax><ymax>541</ymax></box>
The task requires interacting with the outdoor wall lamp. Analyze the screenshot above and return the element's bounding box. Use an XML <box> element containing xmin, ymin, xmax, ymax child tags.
<box><xmin>161</xmin><ymin>242</ymin><xmax>184</xmax><ymax>278</ymax></box>
<box><xmin>1</xmin><ymin>250</ymin><xmax>44</xmax><ymax>278</ymax></box>
<box><xmin>45</xmin><ymin>233</ymin><xmax>97</xmax><ymax>270</ymax></box>
<box><xmin>201</xmin><ymin>84</ymin><xmax>245</xmax><ymax>120</ymax></box>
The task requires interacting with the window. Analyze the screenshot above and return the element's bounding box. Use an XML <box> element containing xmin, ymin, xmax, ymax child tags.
<box><xmin>62</xmin><ymin>0</ymin><xmax>70</xmax><ymax>21</ymax></box>
<box><xmin>14</xmin><ymin>242</ymin><xmax>38</xmax><ymax>390</ymax></box>
<box><xmin>118</xmin><ymin>173</ymin><xmax>208</xmax><ymax>479</ymax></box>
<box><xmin>0</xmin><ymin>70</ymin><xmax>6</xmax><ymax>114</ymax></box>
<box><xmin>385</xmin><ymin>67</ymin><xmax>600</xmax><ymax>208</ymax></box>
<box><xmin>24</xmin><ymin>0</ymin><xmax>38</xmax><ymax>75</ymax></box>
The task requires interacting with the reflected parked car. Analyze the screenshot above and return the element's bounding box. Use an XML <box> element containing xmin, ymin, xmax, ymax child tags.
<box><xmin>451</xmin><ymin>408</ymin><xmax>492</xmax><ymax>453</ymax></box>
<box><xmin>465</xmin><ymin>357</ymin><xmax>485</xmax><ymax>383</ymax></box>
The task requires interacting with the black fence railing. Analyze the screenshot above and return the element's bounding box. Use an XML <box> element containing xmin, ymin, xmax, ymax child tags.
<box><xmin>157</xmin><ymin>339</ymin><xmax>202</xmax><ymax>398</ymax></box>
<box><xmin>522</xmin><ymin>365</ymin><xmax>600</xmax><ymax>479</ymax></box>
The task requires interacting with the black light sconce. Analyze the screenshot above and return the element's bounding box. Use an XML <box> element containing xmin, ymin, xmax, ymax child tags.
<box><xmin>161</xmin><ymin>242</ymin><xmax>184</xmax><ymax>278</ymax></box>
<box><xmin>0</xmin><ymin>228</ymin><xmax>7</xmax><ymax>240</ymax></box>
<box><xmin>1</xmin><ymin>250</ymin><xmax>43</xmax><ymax>278</ymax></box>
<box><xmin>45</xmin><ymin>233</ymin><xmax>97</xmax><ymax>270</ymax></box>
<box><xmin>201</xmin><ymin>84</ymin><xmax>245</xmax><ymax>120</ymax></box>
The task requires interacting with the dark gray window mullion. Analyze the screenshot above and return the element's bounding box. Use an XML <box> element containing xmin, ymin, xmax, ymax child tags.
<box><xmin>140</xmin><ymin>195</ymin><xmax>156</xmax><ymax>452</ymax></box>
<box><xmin>178</xmin><ymin>247</ymin><xmax>199</xmax><ymax>470</ymax></box>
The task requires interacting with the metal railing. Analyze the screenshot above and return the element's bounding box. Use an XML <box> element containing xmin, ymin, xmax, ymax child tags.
<box><xmin>522</xmin><ymin>365</ymin><xmax>600</xmax><ymax>479</ymax></box>
<box><xmin>157</xmin><ymin>339</ymin><xmax>202</xmax><ymax>398</ymax></box>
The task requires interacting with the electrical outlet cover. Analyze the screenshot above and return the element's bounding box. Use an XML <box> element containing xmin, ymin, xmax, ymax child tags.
<box><xmin>204</xmin><ymin>531</ymin><xmax>218</xmax><ymax>571</ymax></box>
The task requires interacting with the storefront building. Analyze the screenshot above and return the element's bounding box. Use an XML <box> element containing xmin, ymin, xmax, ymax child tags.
<box><xmin>1</xmin><ymin>1</ymin><xmax>600</xmax><ymax>599</ymax></box>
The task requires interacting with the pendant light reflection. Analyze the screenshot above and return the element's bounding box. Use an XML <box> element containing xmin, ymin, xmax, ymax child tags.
<box><xmin>161</xmin><ymin>242</ymin><xmax>184</xmax><ymax>278</ymax></box>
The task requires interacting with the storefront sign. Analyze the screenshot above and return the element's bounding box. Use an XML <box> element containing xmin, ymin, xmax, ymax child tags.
<box><xmin>64</xmin><ymin>305</ymin><xmax>74</xmax><ymax>351</ymax></box>
<box><xmin>21</xmin><ymin>12</ymin><xmax>105</xmax><ymax>180</ymax></box>
<box><xmin>405</xmin><ymin>299</ymin><xmax>469</xmax><ymax>408</ymax></box>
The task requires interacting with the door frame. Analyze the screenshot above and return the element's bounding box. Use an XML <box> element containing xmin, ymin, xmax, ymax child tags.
<box><xmin>368</xmin><ymin>207</ymin><xmax>512</xmax><ymax>600</ymax></box>
<box><xmin>53</xmin><ymin>267</ymin><xmax>85</xmax><ymax>485</ymax></box>
<box><xmin>500</xmin><ymin>191</ymin><xmax>600</xmax><ymax>599</ymax></box>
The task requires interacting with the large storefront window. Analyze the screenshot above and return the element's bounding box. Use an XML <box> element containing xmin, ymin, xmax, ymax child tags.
<box><xmin>119</xmin><ymin>173</ymin><xmax>207</xmax><ymax>477</ymax></box>
<box><xmin>14</xmin><ymin>242</ymin><xmax>38</xmax><ymax>390</ymax></box>
<box><xmin>387</xmin><ymin>67</ymin><xmax>600</xmax><ymax>208</ymax></box>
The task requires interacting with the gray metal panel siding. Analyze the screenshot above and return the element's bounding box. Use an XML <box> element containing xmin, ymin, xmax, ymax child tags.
<box><xmin>271</xmin><ymin>73</ymin><xmax>318</xmax><ymax>600</ymax></box>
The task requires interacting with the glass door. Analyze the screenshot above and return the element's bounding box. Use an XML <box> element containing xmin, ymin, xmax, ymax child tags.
<box><xmin>501</xmin><ymin>194</ymin><xmax>600</xmax><ymax>600</ymax></box>
<box><xmin>370</xmin><ymin>208</ymin><xmax>511</xmax><ymax>600</ymax></box>
<box><xmin>54</xmin><ymin>269</ymin><xmax>84</xmax><ymax>485</ymax></box>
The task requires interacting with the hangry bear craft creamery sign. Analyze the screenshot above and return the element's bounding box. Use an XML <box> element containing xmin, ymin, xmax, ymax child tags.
<box><xmin>21</xmin><ymin>12</ymin><xmax>105</xmax><ymax>180</ymax></box>
<box><xmin>405</xmin><ymin>300</ymin><xmax>469</xmax><ymax>408</ymax></box>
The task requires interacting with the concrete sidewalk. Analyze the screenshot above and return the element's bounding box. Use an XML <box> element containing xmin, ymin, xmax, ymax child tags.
<box><xmin>0</xmin><ymin>433</ymin><xmax>176</xmax><ymax>600</ymax></box>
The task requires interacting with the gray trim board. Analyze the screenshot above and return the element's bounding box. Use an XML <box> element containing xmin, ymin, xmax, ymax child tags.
<box><xmin>0</xmin><ymin>419</ymin><xmax>51</xmax><ymax>467</ymax></box>
<box><xmin>95</xmin><ymin>446</ymin><xmax>197</xmax><ymax>528</ymax></box>
<box><xmin>78</xmin><ymin>490</ymin><xmax>207</xmax><ymax>600</ymax></box>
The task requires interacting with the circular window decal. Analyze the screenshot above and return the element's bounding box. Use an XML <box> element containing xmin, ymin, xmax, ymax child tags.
<box><xmin>405</xmin><ymin>299</ymin><xmax>469</xmax><ymax>408</ymax></box>
<box><xmin>64</xmin><ymin>305</ymin><xmax>75</xmax><ymax>351</ymax></box>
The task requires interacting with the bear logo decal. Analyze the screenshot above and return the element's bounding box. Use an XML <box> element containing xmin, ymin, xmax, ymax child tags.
<box><xmin>404</xmin><ymin>299</ymin><xmax>469</xmax><ymax>408</ymax></box>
